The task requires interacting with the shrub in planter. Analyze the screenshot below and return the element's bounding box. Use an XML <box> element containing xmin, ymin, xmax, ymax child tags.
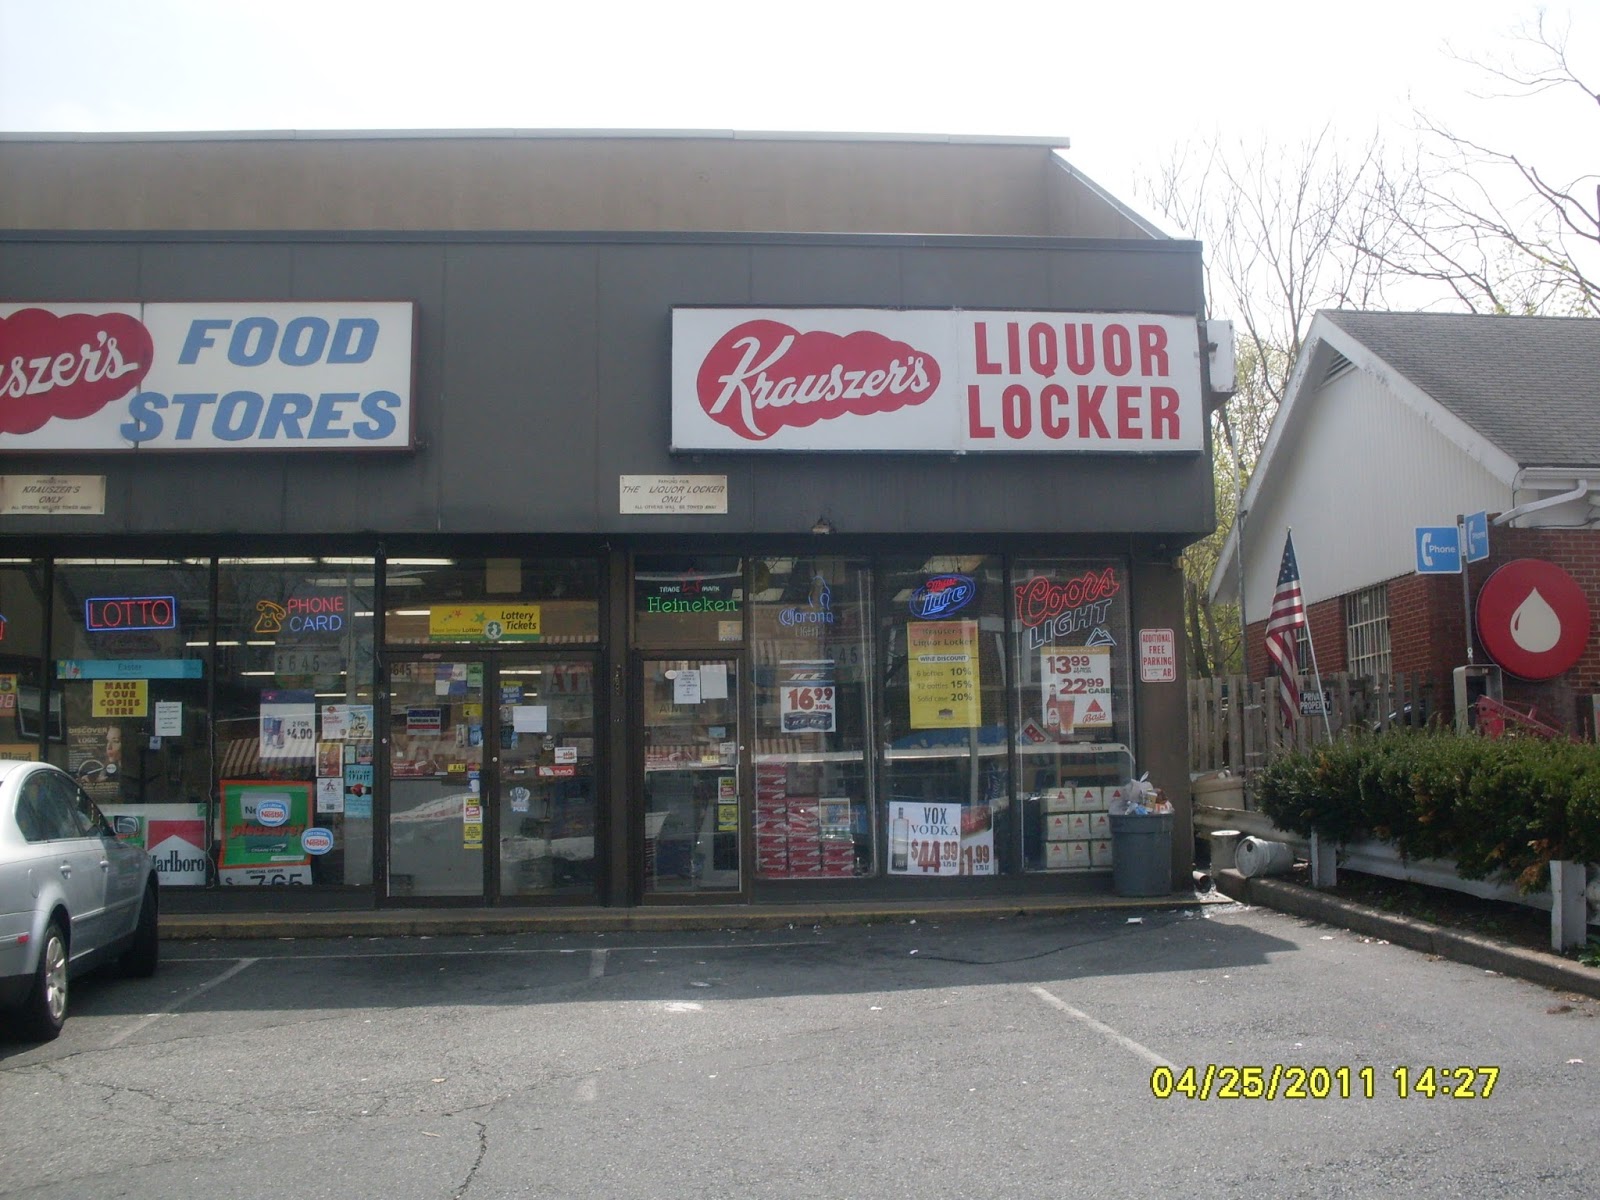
<box><xmin>1258</xmin><ymin>735</ymin><xmax>1367</xmax><ymax>843</ymax></box>
<box><xmin>1258</xmin><ymin>729</ymin><xmax>1600</xmax><ymax>893</ymax></box>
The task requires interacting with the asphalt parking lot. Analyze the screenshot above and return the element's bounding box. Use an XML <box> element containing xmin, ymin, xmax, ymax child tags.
<box><xmin>4</xmin><ymin>903</ymin><xmax>1599</xmax><ymax>1199</ymax></box>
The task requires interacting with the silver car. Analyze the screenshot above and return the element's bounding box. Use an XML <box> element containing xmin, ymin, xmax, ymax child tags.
<box><xmin>0</xmin><ymin>760</ymin><xmax>159</xmax><ymax>1040</ymax></box>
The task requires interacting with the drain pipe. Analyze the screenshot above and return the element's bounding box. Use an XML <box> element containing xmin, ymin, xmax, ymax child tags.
<box><xmin>1491</xmin><ymin>478</ymin><xmax>1591</xmax><ymax>526</ymax></box>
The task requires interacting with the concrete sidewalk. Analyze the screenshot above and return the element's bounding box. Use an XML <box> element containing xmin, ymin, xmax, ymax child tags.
<box><xmin>161</xmin><ymin>878</ymin><xmax>1600</xmax><ymax>1001</ymax></box>
<box><xmin>1215</xmin><ymin>867</ymin><xmax>1600</xmax><ymax>1001</ymax></box>
<box><xmin>160</xmin><ymin>891</ymin><xmax>1223</xmax><ymax>939</ymax></box>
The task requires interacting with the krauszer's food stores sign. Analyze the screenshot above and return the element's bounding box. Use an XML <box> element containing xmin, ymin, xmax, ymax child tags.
<box><xmin>672</xmin><ymin>308</ymin><xmax>1204</xmax><ymax>453</ymax></box>
<box><xmin>0</xmin><ymin>302</ymin><xmax>415</xmax><ymax>451</ymax></box>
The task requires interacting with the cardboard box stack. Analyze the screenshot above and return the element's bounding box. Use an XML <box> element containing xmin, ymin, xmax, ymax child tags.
<box><xmin>1043</xmin><ymin>783</ymin><xmax>1115</xmax><ymax>871</ymax></box>
<box><xmin>755</xmin><ymin>762</ymin><xmax>855</xmax><ymax>878</ymax></box>
<box><xmin>755</xmin><ymin>764</ymin><xmax>790</xmax><ymax>878</ymax></box>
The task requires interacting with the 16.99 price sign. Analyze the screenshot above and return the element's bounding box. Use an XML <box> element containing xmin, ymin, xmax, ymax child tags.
<box><xmin>779</xmin><ymin>659</ymin><xmax>837</xmax><ymax>732</ymax></box>
<box><xmin>780</xmin><ymin>683</ymin><xmax>836</xmax><ymax>732</ymax></box>
<box><xmin>1041</xmin><ymin>647</ymin><xmax>1113</xmax><ymax>729</ymax></box>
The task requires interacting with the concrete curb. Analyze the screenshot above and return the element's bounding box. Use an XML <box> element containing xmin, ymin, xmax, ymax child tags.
<box><xmin>161</xmin><ymin>892</ymin><xmax>1226</xmax><ymax>941</ymax></box>
<box><xmin>1214</xmin><ymin>868</ymin><xmax>1600</xmax><ymax>1000</ymax></box>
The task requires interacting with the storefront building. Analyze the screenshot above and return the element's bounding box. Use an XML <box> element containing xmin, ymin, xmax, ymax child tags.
<box><xmin>0</xmin><ymin>132</ymin><xmax>1218</xmax><ymax>910</ymax></box>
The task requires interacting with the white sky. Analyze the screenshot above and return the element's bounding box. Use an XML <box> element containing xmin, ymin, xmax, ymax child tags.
<box><xmin>0</xmin><ymin>0</ymin><xmax>1593</xmax><ymax>221</ymax></box>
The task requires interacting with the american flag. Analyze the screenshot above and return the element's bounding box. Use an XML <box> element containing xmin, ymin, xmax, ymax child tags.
<box><xmin>1265</xmin><ymin>531</ymin><xmax>1306</xmax><ymax>726</ymax></box>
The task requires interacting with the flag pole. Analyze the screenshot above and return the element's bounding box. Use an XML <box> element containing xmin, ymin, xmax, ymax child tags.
<box><xmin>1290</xmin><ymin>525</ymin><xmax>1334</xmax><ymax>743</ymax></box>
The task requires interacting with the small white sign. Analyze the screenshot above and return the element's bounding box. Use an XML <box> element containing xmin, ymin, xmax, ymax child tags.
<box><xmin>154</xmin><ymin>700</ymin><xmax>184</xmax><ymax>737</ymax></box>
<box><xmin>317</xmin><ymin>775</ymin><xmax>344</xmax><ymax>814</ymax></box>
<box><xmin>512</xmin><ymin>705</ymin><xmax>548</xmax><ymax>733</ymax></box>
<box><xmin>674</xmin><ymin>670</ymin><xmax>703</xmax><ymax>704</ymax></box>
<box><xmin>0</xmin><ymin>474</ymin><xmax>106</xmax><ymax>515</ymax></box>
<box><xmin>620</xmin><ymin>474</ymin><xmax>729</xmax><ymax>514</ymax></box>
<box><xmin>1139</xmin><ymin>628</ymin><xmax>1177</xmax><ymax>683</ymax></box>
<box><xmin>699</xmin><ymin>663</ymin><xmax>729</xmax><ymax>700</ymax></box>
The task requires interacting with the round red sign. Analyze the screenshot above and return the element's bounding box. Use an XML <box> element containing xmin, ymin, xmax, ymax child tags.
<box><xmin>1475</xmin><ymin>558</ymin><xmax>1591</xmax><ymax>680</ymax></box>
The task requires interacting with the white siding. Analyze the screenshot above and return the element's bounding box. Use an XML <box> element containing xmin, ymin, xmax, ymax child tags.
<box><xmin>1243</xmin><ymin>367</ymin><xmax>1512</xmax><ymax>619</ymax></box>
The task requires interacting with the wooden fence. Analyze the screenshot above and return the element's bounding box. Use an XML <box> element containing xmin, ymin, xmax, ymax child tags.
<box><xmin>1188</xmin><ymin>671</ymin><xmax>1437</xmax><ymax>781</ymax></box>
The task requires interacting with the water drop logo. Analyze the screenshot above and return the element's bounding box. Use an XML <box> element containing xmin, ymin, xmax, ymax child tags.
<box><xmin>1508</xmin><ymin>588</ymin><xmax>1560</xmax><ymax>654</ymax></box>
<box><xmin>1476</xmin><ymin>560</ymin><xmax>1590</xmax><ymax>680</ymax></box>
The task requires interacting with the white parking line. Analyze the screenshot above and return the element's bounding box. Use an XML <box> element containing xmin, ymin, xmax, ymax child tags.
<box><xmin>1028</xmin><ymin>985</ymin><xmax>1174</xmax><ymax>1070</ymax></box>
<box><xmin>103</xmin><ymin>958</ymin><xmax>260</xmax><ymax>1048</ymax></box>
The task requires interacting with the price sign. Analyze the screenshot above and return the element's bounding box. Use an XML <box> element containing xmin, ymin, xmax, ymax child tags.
<box><xmin>1041</xmin><ymin>647</ymin><xmax>1112</xmax><ymax>729</ymax></box>
<box><xmin>889</xmin><ymin>801</ymin><xmax>962</xmax><ymax>876</ymax></box>
<box><xmin>780</xmin><ymin>683</ymin><xmax>836</xmax><ymax>732</ymax></box>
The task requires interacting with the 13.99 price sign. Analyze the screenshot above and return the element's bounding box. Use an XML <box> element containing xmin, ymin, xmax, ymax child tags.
<box><xmin>1041</xmin><ymin>647</ymin><xmax>1113</xmax><ymax>728</ymax></box>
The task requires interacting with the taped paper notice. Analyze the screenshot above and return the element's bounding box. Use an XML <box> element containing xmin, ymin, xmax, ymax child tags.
<box><xmin>512</xmin><ymin>705</ymin><xmax>548</xmax><ymax>733</ymax></box>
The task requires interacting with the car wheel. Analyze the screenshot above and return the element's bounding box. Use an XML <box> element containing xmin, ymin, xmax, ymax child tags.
<box><xmin>121</xmin><ymin>884</ymin><xmax>159</xmax><ymax>979</ymax></box>
<box><xmin>19</xmin><ymin>918</ymin><xmax>68</xmax><ymax>1041</ymax></box>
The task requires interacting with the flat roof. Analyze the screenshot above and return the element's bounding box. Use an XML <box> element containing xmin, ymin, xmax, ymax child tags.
<box><xmin>0</xmin><ymin>127</ymin><xmax>1071</xmax><ymax>149</ymax></box>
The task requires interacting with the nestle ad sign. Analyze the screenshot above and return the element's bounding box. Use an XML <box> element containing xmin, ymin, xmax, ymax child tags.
<box><xmin>0</xmin><ymin>302</ymin><xmax>415</xmax><ymax>452</ymax></box>
<box><xmin>672</xmin><ymin>308</ymin><xmax>1204</xmax><ymax>453</ymax></box>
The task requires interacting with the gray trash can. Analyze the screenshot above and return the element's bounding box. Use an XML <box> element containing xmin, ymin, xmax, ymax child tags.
<box><xmin>1109</xmin><ymin>812</ymin><xmax>1174</xmax><ymax>896</ymax></box>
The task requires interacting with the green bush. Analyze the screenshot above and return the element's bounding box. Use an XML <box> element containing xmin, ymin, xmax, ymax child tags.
<box><xmin>1257</xmin><ymin>729</ymin><xmax>1600</xmax><ymax>892</ymax></box>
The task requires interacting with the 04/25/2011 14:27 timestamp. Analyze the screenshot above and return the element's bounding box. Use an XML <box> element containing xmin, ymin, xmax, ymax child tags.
<box><xmin>1149</xmin><ymin>1064</ymin><xmax>1500</xmax><ymax>1101</ymax></box>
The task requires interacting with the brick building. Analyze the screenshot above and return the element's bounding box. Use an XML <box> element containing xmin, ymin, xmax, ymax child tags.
<box><xmin>1217</xmin><ymin>310</ymin><xmax>1600</xmax><ymax>734</ymax></box>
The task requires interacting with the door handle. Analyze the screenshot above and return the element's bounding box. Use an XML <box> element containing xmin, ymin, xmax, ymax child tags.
<box><xmin>59</xmin><ymin>863</ymin><xmax>71</xmax><ymax>878</ymax></box>
<box><xmin>100</xmin><ymin>860</ymin><xmax>111</xmax><ymax>871</ymax></box>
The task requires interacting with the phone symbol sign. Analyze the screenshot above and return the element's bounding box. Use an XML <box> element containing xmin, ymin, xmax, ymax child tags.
<box><xmin>1415</xmin><ymin>526</ymin><xmax>1462</xmax><ymax>574</ymax></box>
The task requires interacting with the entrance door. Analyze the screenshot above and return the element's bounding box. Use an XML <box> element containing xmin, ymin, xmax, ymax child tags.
<box><xmin>639</xmin><ymin>657</ymin><xmax>742</xmax><ymax>898</ymax></box>
<box><xmin>385</xmin><ymin>654</ymin><xmax>598</xmax><ymax>902</ymax></box>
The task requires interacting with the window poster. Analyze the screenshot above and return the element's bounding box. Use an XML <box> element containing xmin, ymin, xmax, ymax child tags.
<box><xmin>218</xmin><ymin>779</ymin><xmax>313</xmax><ymax>883</ymax></box>
<box><xmin>317</xmin><ymin>774</ymin><xmax>344</xmax><ymax>814</ymax></box>
<box><xmin>93</xmin><ymin>679</ymin><xmax>148</xmax><ymax>719</ymax></box>
<box><xmin>673</xmin><ymin>669</ymin><xmax>702</xmax><ymax>705</ymax></box>
<box><xmin>778</xmin><ymin>660</ymin><xmax>836</xmax><ymax>733</ymax></box>
<box><xmin>320</xmin><ymin>703</ymin><xmax>373</xmax><ymax>740</ymax></box>
<box><xmin>907</xmin><ymin>620</ymin><xmax>980</xmax><ymax>729</ymax></box>
<box><xmin>260</xmin><ymin>690</ymin><xmax>316</xmax><ymax>758</ymax></box>
<box><xmin>344</xmin><ymin>763</ymin><xmax>374</xmax><ymax>819</ymax></box>
<box><xmin>888</xmin><ymin>800</ymin><xmax>961</xmax><ymax>875</ymax></box>
<box><xmin>1040</xmin><ymin>647</ymin><xmax>1113</xmax><ymax>730</ymax></box>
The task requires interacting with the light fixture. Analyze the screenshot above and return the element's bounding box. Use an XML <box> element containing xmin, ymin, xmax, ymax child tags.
<box><xmin>811</xmin><ymin>516</ymin><xmax>835</xmax><ymax>535</ymax></box>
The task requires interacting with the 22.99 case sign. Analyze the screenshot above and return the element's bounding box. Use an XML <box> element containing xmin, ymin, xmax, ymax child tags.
<box><xmin>1041</xmin><ymin>648</ymin><xmax>1113</xmax><ymax>730</ymax></box>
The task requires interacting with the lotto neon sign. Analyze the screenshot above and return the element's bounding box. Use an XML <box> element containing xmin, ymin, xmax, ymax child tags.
<box><xmin>86</xmin><ymin>595</ymin><xmax>177</xmax><ymax>632</ymax></box>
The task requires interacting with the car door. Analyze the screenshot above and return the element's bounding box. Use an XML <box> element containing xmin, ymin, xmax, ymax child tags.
<box><xmin>14</xmin><ymin>770</ymin><xmax>108</xmax><ymax>959</ymax></box>
<box><xmin>69</xmin><ymin>781</ymin><xmax>146</xmax><ymax>941</ymax></box>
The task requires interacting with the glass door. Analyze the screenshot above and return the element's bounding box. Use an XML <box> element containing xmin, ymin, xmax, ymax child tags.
<box><xmin>386</xmin><ymin>659</ymin><xmax>488</xmax><ymax>899</ymax></box>
<box><xmin>495</xmin><ymin>655</ymin><xmax>599</xmax><ymax>899</ymax></box>
<box><xmin>386</xmin><ymin>654</ymin><xmax>599</xmax><ymax>902</ymax></box>
<box><xmin>639</xmin><ymin>657</ymin><xmax>742</xmax><ymax>898</ymax></box>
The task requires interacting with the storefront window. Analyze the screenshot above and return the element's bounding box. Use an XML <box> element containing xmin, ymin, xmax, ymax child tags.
<box><xmin>878</xmin><ymin>555</ymin><xmax>1011</xmax><ymax>877</ymax></box>
<box><xmin>385</xmin><ymin>557</ymin><xmax>600</xmax><ymax>646</ymax></box>
<box><xmin>633</xmin><ymin>556</ymin><xmax>743</xmax><ymax>646</ymax></box>
<box><xmin>749</xmin><ymin>556</ymin><xmax>874</xmax><ymax>880</ymax></box>
<box><xmin>0</xmin><ymin>561</ymin><xmax>48</xmax><ymax>762</ymax></box>
<box><xmin>1010</xmin><ymin>559</ymin><xmax>1134</xmax><ymax>873</ymax></box>
<box><xmin>214</xmin><ymin>558</ymin><xmax>377</xmax><ymax>886</ymax></box>
<box><xmin>50</xmin><ymin>559</ymin><xmax>213</xmax><ymax>884</ymax></box>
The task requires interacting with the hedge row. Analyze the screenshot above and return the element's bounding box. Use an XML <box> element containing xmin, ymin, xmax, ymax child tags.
<box><xmin>1257</xmin><ymin>730</ymin><xmax>1600</xmax><ymax>891</ymax></box>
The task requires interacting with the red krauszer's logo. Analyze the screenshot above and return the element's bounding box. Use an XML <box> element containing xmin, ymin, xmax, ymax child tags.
<box><xmin>696</xmin><ymin>319</ymin><xmax>940</xmax><ymax>440</ymax></box>
<box><xmin>0</xmin><ymin>308</ymin><xmax>153</xmax><ymax>436</ymax></box>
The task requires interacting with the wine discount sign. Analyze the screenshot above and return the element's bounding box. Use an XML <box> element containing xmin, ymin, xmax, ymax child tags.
<box><xmin>671</xmin><ymin>307</ymin><xmax>1205</xmax><ymax>453</ymax></box>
